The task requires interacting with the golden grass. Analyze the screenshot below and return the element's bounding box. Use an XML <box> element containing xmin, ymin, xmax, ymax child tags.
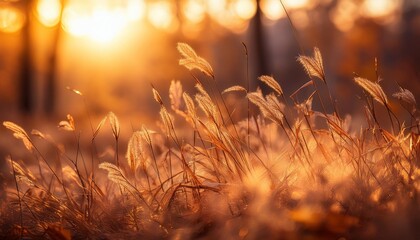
<box><xmin>1</xmin><ymin>43</ymin><xmax>419</xmax><ymax>240</ymax></box>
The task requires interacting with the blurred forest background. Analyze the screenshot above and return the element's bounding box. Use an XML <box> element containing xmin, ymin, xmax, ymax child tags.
<box><xmin>0</xmin><ymin>0</ymin><xmax>419</xmax><ymax>123</ymax></box>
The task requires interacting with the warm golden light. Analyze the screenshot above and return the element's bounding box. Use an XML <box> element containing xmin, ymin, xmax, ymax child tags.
<box><xmin>61</xmin><ymin>5</ymin><xmax>89</xmax><ymax>37</ymax></box>
<box><xmin>362</xmin><ymin>0</ymin><xmax>401</xmax><ymax>19</ymax></box>
<box><xmin>61</xmin><ymin>1</ymin><xmax>132</xmax><ymax>43</ymax></box>
<box><xmin>292</xmin><ymin>10</ymin><xmax>309</xmax><ymax>29</ymax></box>
<box><xmin>0</xmin><ymin>5</ymin><xmax>25</xmax><ymax>33</ymax></box>
<box><xmin>260</xmin><ymin>0</ymin><xmax>285</xmax><ymax>21</ymax></box>
<box><xmin>219</xmin><ymin>13</ymin><xmax>250</xmax><ymax>33</ymax></box>
<box><xmin>207</xmin><ymin>0</ymin><xmax>227</xmax><ymax>19</ymax></box>
<box><xmin>182</xmin><ymin>0</ymin><xmax>206</xmax><ymax>24</ymax></box>
<box><xmin>233</xmin><ymin>0</ymin><xmax>257</xmax><ymax>20</ymax></box>
<box><xmin>148</xmin><ymin>1</ymin><xmax>177</xmax><ymax>31</ymax></box>
<box><xmin>88</xmin><ymin>8</ymin><xmax>126</xmax><ymax>43</ymax></box>
<box><xmin>329</xmin><ymin>0</ymin><xmax>358</xmax><ymax>32</ymax></box>
<box><xmin>204</xmin><ymin>0</ymin><xmax>253</xmax><ymax>33</ymax></box>
<box><xmin>36</xmin><ymin>0</ymin><xmax>62</xmax><ymax>27</ymax></box>
<box><xmin>283</xmin><ymin>0</ymin><xmax>309</xmax><ymax>9</ymax></box>
<box><xmin>126</xmin><ymin>0</ymin><xmax>146</xmax><ymax>21</ymax></box>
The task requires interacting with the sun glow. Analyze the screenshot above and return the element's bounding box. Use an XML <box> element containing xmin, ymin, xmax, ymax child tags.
<box><xmin>362</xmin><ymin>0</ymin><xmax>401</xmax><ymax>19</ymax></box>
<box><xmin>182</xmin><ymin>0</ymin><xmax>206</xmax><ymax>24</ymax></box>
<box><xmin>0</xmin><ymin>5</ymin><xmax>25</xmax><ymax>33</ymax></box>
<box><xmin>126</xmin><ymin>0</ymin><xmax>146</xmax><ymax>21</ymax></box>
<box><xmin>36</xmin><ymin>0</ymin><xmax>62</xmax><ymax>27</ymax></box>
<box><xmin>233</xmin><ymin>0</ymin><xmax>257</xmax><ymax>20</ymax></box>
<box><xmin>61</xmin><ymin>1</ymin><xmax>134</xmax><ymax>43</ymax></box>
<box><xmin>260</xmin><ymin>0</ymin><xmax>285</xmax><ymax>21</ymax></box>
<box><xmin>148</xmin><ymin>1</ymin><xmax>177</xmax><ymax>32</ymax></box>
<box><xmin>329</xmin><ymin>0</ymin><xmax>358</xmax><ymax>32</ymax></box>
<box><xmin>283</xmin><ymin>0</ymin><xmax>309</xmax><ymax>9</ymax></box>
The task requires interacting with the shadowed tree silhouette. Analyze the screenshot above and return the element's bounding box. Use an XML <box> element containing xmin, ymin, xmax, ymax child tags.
<box><xmin>19</xmin><ymin>0</ymin><xmax>33</xmax><ymax>113</ymax></box>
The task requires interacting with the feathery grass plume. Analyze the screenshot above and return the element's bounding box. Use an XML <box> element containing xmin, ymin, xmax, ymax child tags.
<box><xmin>266</xmin><ymin>94</ymin><xmax>285</xmax><ymax>118</ymax></box>
<box><xmin>140</xmin><ymin>125</ymin><xmax>155</xmax><ymax>145</ymax></box>
<box><xmin>296</xmin><ymin>92</ymin><xmax>314</xmax><ymax>116</ymax></box>
<box><xmin>58</xmin><ymin>114</ymin><xmax>75</xmax><ymax>131</ymax></box>
<box><xmin>99</xmin><ymin>162</ymin><xmax>136</xmax><ymax>192</ymax></box>
<box><xmin>297</xmin><ymin>47</ymin><xmax>325</xmax><ymax>82</ymax></box>
<box><xmin>9</xmin><ymin>159</ymin><xmax>36</xmax><ymax>185</ymax></box>
<box><xmin>93</xmin><ymin>115</ymin><xmax>108</xmax><ymax>139</ymax></box>
<box><xmin>195</xmin><ymin>83</ymin><xmax>219</xmax><ymax>122</ymax></box>
<box><xmin>196</xmin><ymin>94</ymin><xmax>219</xmax><ymax>123</ymax></box>
<box><xmin>160</xmin><ymin>107</ymin><xmax>174</xmax><ymax>136</ymax></box>
<box><xmin>247</xmin><ymin>91</ymin><xmax>283</xmax><ymax>124</ymax></box>
<box><xmin>31</xmin><ymin>129</ymin><xmax>46</xmax><ymax>139</ymax></box>
<box><xmin>62</xmin><ymin>166</ymin><xmax>83</xmax><ymax>188</ymax></box>
<box><xmin>183</xmin><ymin>92</ymin><xmax>197</xmax><ymax>125</ymax></box>
<box><xmin>177</xmin><ymin>42</ymin><xmax>214</xmax><ymax>78</ymax></box>
<box><xmin>354</xmin><ymin>77</ymin><xmax>388</xmax><ymax>106</ymax></box>
<box><xmin>177</xmin><ymin>42</ymin><xmax>198</xmax><ymax>59</ymax></box>
<box><xmin>126</xmin><ymin>131</ymin><xmax>144</xmax><ymax>171</ymax></box>
<box><xmin>247</xmin><ymin>91</ymin><xmax>268</xmax><ymax>113</ymax></box>
<box><xmin>258</xmin><ymin>75</ymin><xmax>283</xmax><ymax>95</ymax></box>
<box><xmin>169</xmin><ymin>80</ymin><xmax>183</xmax><ymax>111</ymax></box>
<box><xmin>152</xmin><ymin>86</ymin><xmax>164</xmax><ymax>105</ymax></box>
<box><xmin>3</xmin><ymin>121</ymin><xmax>33</xmax><ymax>151</ymax></box>
<box><xmin>108</xmin><ymin>112</ymin><xmax>120</xmax><ymax>139</ymax></box>
<box><xmin>393</xmin><ymin>87</ymin><xmax>417</xmax><ymax>113</ymax></box>
<box><xmin>222</xmin><ymin>85</ymin><xmax>247</xmax><ymax>94</ymax></box>
<box><xmin>195</xmin><ymin>82</ymin><xmax>211</xmax><ymax>100</ymax></box>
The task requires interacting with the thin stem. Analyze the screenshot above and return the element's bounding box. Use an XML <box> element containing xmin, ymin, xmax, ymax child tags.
<box><xmin>10</xmin><ymin>157</ymin><xmax>24</xmax><ymax>239</ymax></box>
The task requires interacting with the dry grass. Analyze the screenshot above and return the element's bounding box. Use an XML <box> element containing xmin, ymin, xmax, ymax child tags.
<box><xmin>1</xmin><ymin>43</ymin><xmax>420</xmax><ymax>240</ymax></box>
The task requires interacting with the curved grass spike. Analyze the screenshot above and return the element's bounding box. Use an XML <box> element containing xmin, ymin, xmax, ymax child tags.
<box><xmin>297</xmin><ymin>47</ymin><xmax>326</xmax><ymax>83</ymax></box>
<box><xmin>279</xmin><ymin>0</ymin><xmax>345</xmax><ymax>165</ymax></box>
<box><xmin>177</xmin><ymin>42</ymin><xmax>214</xmax><ymax>78</ymax></box>
<box><xmin>354</xmin><ymin>77</ymin><xmax>388</xmax><ymax>106</ymax></box>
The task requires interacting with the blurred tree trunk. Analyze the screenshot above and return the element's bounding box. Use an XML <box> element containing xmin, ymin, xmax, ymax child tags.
<box><xmin>19</xmin><ymin>0</ymin><xmax>33</xmax><ymax>113</ymax></box>
<box><xmin>254</xmin><ymin>0</ymin><xmax>268</xmax><ymax>75</ymax></box>
<box><xmin>45</xmin><ymin>1</ymin><xmax>64</xmax><ymax>114</ymax></box>
<box><xmin>252</xmin><ymin>0</ymin><xmax>269</xmax><ymax>88</ymax></box>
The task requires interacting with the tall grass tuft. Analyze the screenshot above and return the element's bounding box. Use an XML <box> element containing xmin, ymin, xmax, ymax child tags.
<box><xmin>1</xmin><ymin>43</ymin><xmax>419</xmax><ymax>240</ymax></box>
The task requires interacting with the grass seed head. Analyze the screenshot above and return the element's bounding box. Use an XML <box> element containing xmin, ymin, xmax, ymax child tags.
<box><xmin>258</xmin><ymin>75</ymin><xmax>283</xmax><ymax>95</ymax></box>
<box><xmin>108</xmin><ymin>112</ymin><xmax>120</xmax><ymax>139</ymax></box>
<box><xmin>297</xmin><ymin>47</ymin><xmax>326</xmax><ymax>82</ymax></box>
<box><xmin>169</xmin><ymin>80</ymin><xmax>183</xmax><ymax>111</ymax></box>
<box><xmin>393</xmin><ymin>87</ymin><xmax>417</xmax><ymax>114</ymax></box>
<box><xmin>3</xmin><ymin>121</ymin><xmax>33</xmax><ymax>150</ymax></box>
<box><xmin>177</xmin><ymin>42</ymin><xmax>214</xmax><ymax>78</ymax></box>
<box><xmin>354</xmin><ymin>77</ymin><xmax>388</xmax><ymax>106</ymax></box>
